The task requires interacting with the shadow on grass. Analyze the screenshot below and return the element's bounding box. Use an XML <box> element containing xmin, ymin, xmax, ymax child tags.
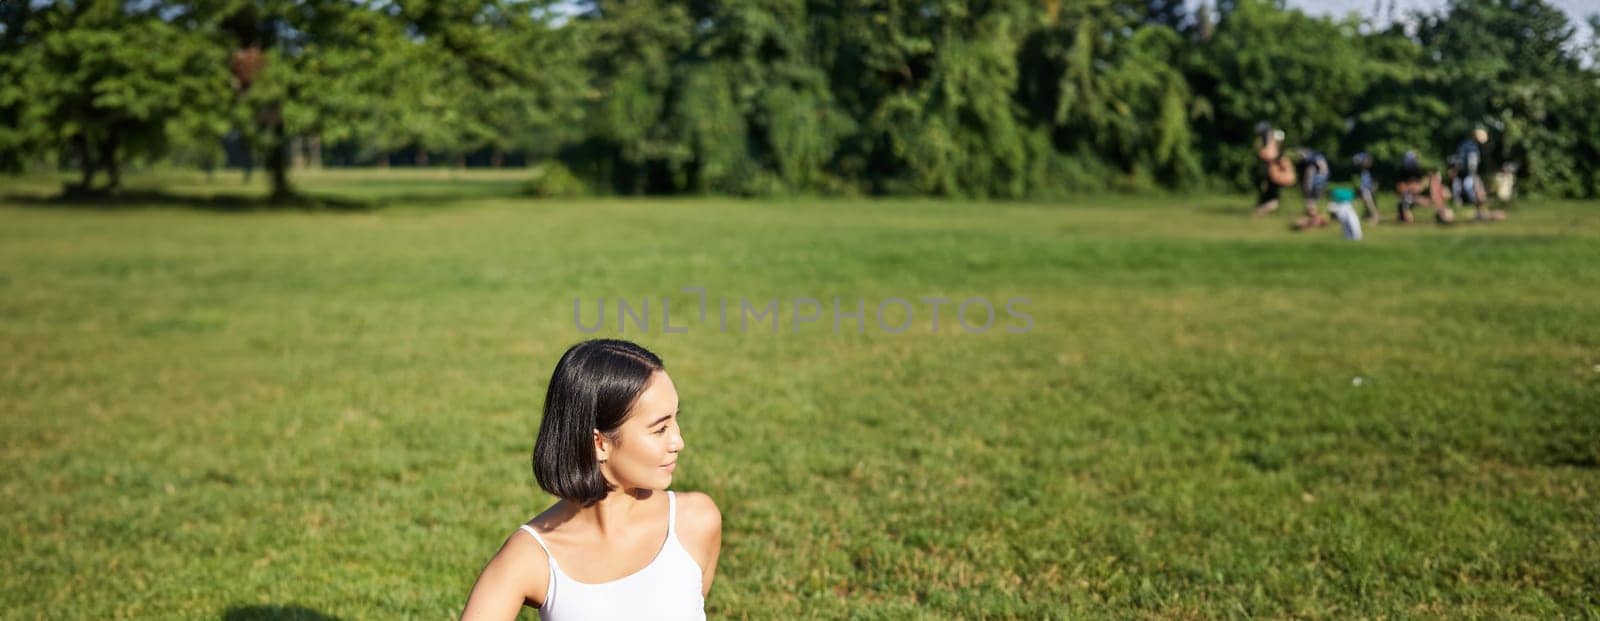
<box><xmin>2</xmin><ymin>188</ymin><xmax>377</xmax><ymax>212</ymax></box>
<box><xmin>1</xmin><ymin>182</ymin><xmax>536</xmax><ymax>211</ymax></box>
<box><xmin>221</xmin><ymin>604</ymin><xmax>344</xmax><ymax>620</ymax></box>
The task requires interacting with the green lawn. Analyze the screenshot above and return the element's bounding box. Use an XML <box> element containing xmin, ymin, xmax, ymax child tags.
<box><xmin>2</xmin><ymin>171</ymin><xmax>1597</xmax><ymax>619</ymax></box>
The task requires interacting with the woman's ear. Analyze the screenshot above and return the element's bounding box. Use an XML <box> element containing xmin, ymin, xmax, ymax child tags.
<box><xmin>593</xmin><ymin>429</ymin><xmax>610</xmax><ymax>463</ymax></box>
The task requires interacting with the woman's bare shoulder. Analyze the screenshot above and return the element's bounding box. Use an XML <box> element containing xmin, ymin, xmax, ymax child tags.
<box><xmin>498</xmin><ymin>524</ymin><xmax>551</xmax><ymax>567</ymax></box>
<box><xmin>675</xmin><ymin>491</ymin><xmax>722</xmax><ymax>538</ymax></box>
<box><xmin>673</xmin><ymin>492</ymin><xmax>721</xmax><ymax>580</ymax></box>
<box><xmin>466</xmin><ymin>520</ymin><xmax>552</xmax><ymax>610</ymax></box>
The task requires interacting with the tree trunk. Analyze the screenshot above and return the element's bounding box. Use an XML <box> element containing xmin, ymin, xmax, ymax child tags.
<box><xmin>266</xmin><ymin>110</ymin><xmax>292</xmax><ymax>202</ymax></box>
<box><xmin>290</xmin><ymin>135</ymin><xmax>306</xmax><ymax>170</ymax></box>
<box><xmin>378</xmin><ymin>151</ymin><xmax>389</xmax><ymax>168</ymax></box>
<box><xmin>491</xmin><ymin>149</ymin><xmax>504</xmax><ymax>168</ymax></box>
<box><xmin>308</xmin><ymin>134</ymin><xmax>322</xmax><ymax>169</ymax></box>
<box><xmin>74</xmin><ymin>133</ymin><xmax>96</xmax><ymax>190</ymax></box>
<box><xmin>100</xmin><ymin>129</ymin><xmax>121</xmax><ymax>192</ymax></box>
<box><xmin>415</xmin><ymin>150</ymin><xmax>429</xmax><ymax>166</ymax></box>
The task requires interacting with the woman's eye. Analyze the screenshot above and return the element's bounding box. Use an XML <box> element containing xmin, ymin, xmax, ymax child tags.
<box><xmin>654</xmin><ymin>427</ymin><xmax>668</xmax><ymax>435</ymax></box>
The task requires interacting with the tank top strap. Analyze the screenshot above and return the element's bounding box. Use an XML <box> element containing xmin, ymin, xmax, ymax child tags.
<box><xmin>518</xmin><ymin>524</ymin><xmax>552</xmax><ymax>557</ymax></box>
<box><xmin>517</xmin><ymin>525</ymin><xmax>557</xmax><ymax>607</ymax></box>
<box><xmin>667</xmin><ymin>491</ymin><xmax>677</xmax><ymax>536</ymax></box>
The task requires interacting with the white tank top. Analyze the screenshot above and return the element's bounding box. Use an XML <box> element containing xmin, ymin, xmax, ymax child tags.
<box><xmin>518</xmin><ymin>491</ymin><xmax>706</xmax><ymax>621</ymax></box>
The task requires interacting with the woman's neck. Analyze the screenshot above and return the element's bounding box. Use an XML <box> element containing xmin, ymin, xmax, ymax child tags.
<box><xmin>570</xmin><ymin>488</ymin><xmax>656</xmax><ymax>537</ymax></box>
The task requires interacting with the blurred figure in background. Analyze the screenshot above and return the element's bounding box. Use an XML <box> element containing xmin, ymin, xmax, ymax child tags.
<box><xmin>1395</xmin><ymin>150</ymin><xmax>1426</xmax><ymax>223</ymax></box>
<box><xmin>1254</xmin><ymin>122</ymin><xmax>1294</xmax><ymax>216</ymax></box>
<box><xmin>1352</xmin><ymin>152</ymin><xmax>1380</xmax><ymax>224</ymax></box>
<box><xmin>1327</xmin><ymin>187</ymin><xmax>1364</xmax><ymax>241</ymax></box>
<box><xmin>1453</xmin><ymin>128</ymin><xmax>1494</xmax><ymax>220</ymax></box>
<box><xmin>1432</xmin><ymin>165</ymin><xmax>1457</xmax><ymax>224</ymax></box>
<box><xmin>1299</xmin><ymin>148</ymin><xmax>1331</xmax><ymax>228</ymax></box>
<box><xmin>1494</xmin><ymin>161</ymin><xmax>1518</xmax><ymax>204</ymax></box>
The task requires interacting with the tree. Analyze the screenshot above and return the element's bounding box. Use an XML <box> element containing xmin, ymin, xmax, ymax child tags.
<box><xmin>3</xmin><ymin>0</ymin><xmax>230</xmax><ymax>191</ymax></box>
<box><xmin>666</xmin><ymin>1</ymin><xmax>852</xmax><ymax>194</ymax></box>
<box><xmin>556</xmin><ymin>0</ymin><xmax>693</xmax><ymax>194</ymax></box>
<box><xmin>0</xmin><ymin>0</ymin><xmax>40</xmax><ymax>173</ymax></box>
<box><xmin>1345</xmin><ymin>25</ymin><xmax>1450</xmax><ymax>177</ymax></box>
<box><xmin>1018</xmin><ymin>1</ymin><xmax>1202</xmax><ymax>190</ymax></box>
<box><xmin>811</xmin><ymin>1</ymin><xmax>1033</xmax><ymax>197</ymax></box>
<box><xmin>1417</xmin><ymin>0</ymin><xmax>1590</xmax><ymax>196</ymax></box>
<box><xmin>1187</xmin><ymin>0</ymin><xmax>1375</xmax><ymax>188</ymax></box>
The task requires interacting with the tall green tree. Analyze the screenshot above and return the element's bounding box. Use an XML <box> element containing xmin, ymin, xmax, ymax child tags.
<box><xmin>1189</xmin><ymin>0</ymin><xmax>1372</xmax><ymax>187</ymax></box>
<box><xmin>813</xmin><ymin>1</ymin><xmax>1032</xmax><ymax>197</ymax></box>
<box><xmin>3</xmin><ymin>0</ymin><xmax>230</xmax><ymax>191</ymax></box>
<box><xmin>1345</xmin><ymin>26</ymin><xmax>1450</xmax><ymax>177</ymax></box>
<box><xmin>1018</xmin><ymin>1</ymin><xmax>1202</xmax><ymax>189</ymax></box>
<box><xmin>0</xmin><ymin>0</ymin><xmax>40</xmax><ymax>173</ymax></box>
<box><xmin>668</xmin><ymin>1</ymin><xmax>852</xmax><ymax>194</ymax></box>
<box><xmin>562</xmin><ymin>0</ymin><xmax>694</xmax><ymax>194</ymax></box>
<box><xmin>1417</xmin><ymin>0</ymin><xmax>1589</xmax><ymax>195</ymax></box>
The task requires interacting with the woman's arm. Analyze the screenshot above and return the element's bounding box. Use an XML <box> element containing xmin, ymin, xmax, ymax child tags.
<box><xmin>677</xmin><ymin>492</ymin><xmax>723</xmax><ymax>598</ymax></box>
<box><xmin>460</xmin><ymin>530</ymin><xmax>548</xmax><ymax>620</ymax></box>
<box><xmin>1257</xmin><ymin>141</ymin><xmax>1276</xmax><ymax>162</ymax></box>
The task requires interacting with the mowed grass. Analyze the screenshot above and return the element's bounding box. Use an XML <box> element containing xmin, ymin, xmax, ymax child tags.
<box><xmin>2</xmin><ymin>171</ymin><xmax>1597</xmax><ymax>619</ymax></box>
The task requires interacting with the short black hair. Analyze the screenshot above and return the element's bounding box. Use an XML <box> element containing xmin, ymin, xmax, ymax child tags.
<box><xmin>533</xmin><ymin>339</ymin><xmax>665</xmax><ymax>506</ymax></box>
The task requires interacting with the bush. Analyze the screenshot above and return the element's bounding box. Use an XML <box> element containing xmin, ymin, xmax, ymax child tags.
<box><xmin>521</xmin><ymin>162</ymin><xmax>587</xmax><ymax>198</ymax></box>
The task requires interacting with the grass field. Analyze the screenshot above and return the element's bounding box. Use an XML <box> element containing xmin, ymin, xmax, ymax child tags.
<box><xmin>2</xmin><ymin>171</ymin><xmax>1598</xmax><ymax>619</ymax></box>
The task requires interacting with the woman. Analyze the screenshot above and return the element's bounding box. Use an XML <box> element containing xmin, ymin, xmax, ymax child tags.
<box><xmin>461</xmin><ymin>339</ymin><xmax>721</xmax><ymax>620</ymax></box>
<box><xmin>1254</xmin><ymin>124</ymin><xmax>1294</xmax><ymax>216</ymax></box>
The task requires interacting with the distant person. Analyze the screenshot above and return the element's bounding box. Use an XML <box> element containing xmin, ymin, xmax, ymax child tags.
<box><xmin>1253</xmin><ymin>123</ymin><xmax>1294</xmax><ymax>216</ymax></box>
<box><xmin>1494</xmin><ymin>161</ymin><xmax>1518</xmax><ymax>203</ymax></box>
<box><xmin>461</xmin><ymin>339</ymin><xmax>720</xmax><ymax>620</ymax></box>
<box><xmin>1395</xmin><ymin>151</ymin><xmax>1426</xmax><ymax>223</ymax></box>
<box><xmin>1299</xmin><ymin>148</ymin><xmax>1331</xmax><ymax>228</ymax></box>
<box><xmin>1454</xmin><ymin>128</ymin><xmax>1494</xmax><ymax>220</ymax></box>
<box><xmin>1352</xmin><ymin>152</ymin><xmax>1380</xmax><ymax>223</ymax></box>
<box><xmin>1326</xmin><ymin>187</ymin><xmax>1364</xmax><ymax>241</ymax></box>
<box><xmin>1445</xmin><ymin>154</ymin><xmax>1460</xmax><ymax>192</ymax></box>
<box><xmin>1431</xmin><ymin>167</ymin><xmax>1457</xmax><ymax>224</ymax></box>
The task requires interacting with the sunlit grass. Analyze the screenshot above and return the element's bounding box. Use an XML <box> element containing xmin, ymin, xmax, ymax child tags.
<box><xmin>1</xmin><ymin>174</ymin><xmax>1596</xmax><ymax>618</ymax></box>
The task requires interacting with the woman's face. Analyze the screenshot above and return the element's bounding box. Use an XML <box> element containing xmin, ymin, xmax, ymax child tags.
<box><xmin>596</xmin><ymin>371</ymin><xmax>683</xmax><ymax>492</ymax></box>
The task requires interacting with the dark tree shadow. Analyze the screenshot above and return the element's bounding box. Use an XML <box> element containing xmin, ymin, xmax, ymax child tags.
<box><xmin>2</xmin><ymin>188</ymin><xmax>376</xmax><ymax>212</ymax></box>
<box><xmin>221</xmin><ymin>604</ymin><xmax>345</xmax><ymax>621</ymax></box>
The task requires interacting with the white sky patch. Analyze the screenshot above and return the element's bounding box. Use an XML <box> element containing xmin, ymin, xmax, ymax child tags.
<box><xmin>1282</xmin><ymin>0</ymin><xmax>1596</xmax><ymax>54</ymax></box>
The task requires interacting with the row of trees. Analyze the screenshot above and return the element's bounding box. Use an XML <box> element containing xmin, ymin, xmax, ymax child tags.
<box><xmin>3</xmin><ymin>0</ymin><xmax>1600</xmax><ymax>199</ymax></box>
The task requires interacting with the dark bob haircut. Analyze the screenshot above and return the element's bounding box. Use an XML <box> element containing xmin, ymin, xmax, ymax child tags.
<box><xmin>533</xmin><ymin>339</ymin><xmax>664</xmax><ymax>506</ymax></box>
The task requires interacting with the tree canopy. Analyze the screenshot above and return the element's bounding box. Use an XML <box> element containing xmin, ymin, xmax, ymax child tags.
<box><xmin>4</xmin><ymin>0</ymin><xmax>1600</xmax><ymax>199</ymax></box>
